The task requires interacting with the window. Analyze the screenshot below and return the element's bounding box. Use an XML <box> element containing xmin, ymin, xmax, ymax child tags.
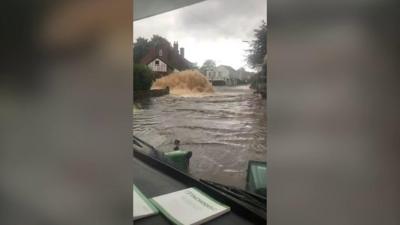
<box><xmin>155</xmin><ymin>60</ymin><xmax>160</xmax><ymax>65</ymax></box>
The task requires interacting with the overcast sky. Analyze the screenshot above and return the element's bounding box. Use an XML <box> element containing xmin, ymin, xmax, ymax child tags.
<box><xmin>134</xmin><ymin>0</ymin><xmax>266</xmax><ymax>71</ymax></box>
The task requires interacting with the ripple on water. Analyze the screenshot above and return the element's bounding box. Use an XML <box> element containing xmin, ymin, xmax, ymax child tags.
<box><xmin>133</xmin><ymin>86</ymin><xmax>266</xmax><ymax>188</ymax></box>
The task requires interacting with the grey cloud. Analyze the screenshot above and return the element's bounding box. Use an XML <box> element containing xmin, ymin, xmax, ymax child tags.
<box><xmin>173</xmin><ymin>0</ymin><xmax>266</xmax><ymax>40</ymax></box>
<box><xmin>135</xmin><ymin>0</ymin><xmax>266</xmax><ymax>41</ymax></box>
<box><xmin>134</xmin><ymin>0</ymin><xmax>266</xmax><ymax>68</ymax></box>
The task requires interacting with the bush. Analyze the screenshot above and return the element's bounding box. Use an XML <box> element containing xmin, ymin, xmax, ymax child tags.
<box><xmin>134</xmin><ymin>64</ymin><xmax>153</xmax><ymax>91</ymax></box>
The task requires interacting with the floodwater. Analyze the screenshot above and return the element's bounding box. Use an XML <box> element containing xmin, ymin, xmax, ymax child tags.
<box><xmin>133</xmin><ymin>85</ymin><xmax>266</xmax><ymax>189</ymax></box>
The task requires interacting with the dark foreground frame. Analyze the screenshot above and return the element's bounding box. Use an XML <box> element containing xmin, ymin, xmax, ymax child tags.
<box><xmin>133</xmin><ymin>138</ymin><xmax>266</xmax><ymax>224</ymax></box>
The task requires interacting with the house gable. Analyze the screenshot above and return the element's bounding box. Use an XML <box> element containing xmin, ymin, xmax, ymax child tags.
<box><xmin>139</xmin><ymin>44</ymin><xmax>192</xmax><ymax>74</ymax></box>
<box><xmin>147</xmin><ymin>58</ymin><xmax>168</xmax><ymax>72</ymax></box>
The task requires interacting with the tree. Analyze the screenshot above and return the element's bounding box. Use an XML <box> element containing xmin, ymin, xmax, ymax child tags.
<box><xmin>246</xmin><ymin>20</ymin><xmax>267</xmax><ymax>71</ymax></box>
<box><xmin>149</xmin><ymin>35</ymin><xmax>171</xmax><ymax>48</ymax></box>
<box><xmin>200</xmin><ymin>59</ymin><xmax>216</xmax><ymax>72</ymax></box>
<box><xmin>200</xmin><ymin>59</ymin><xmax>217</xmax><ymax>78</ymax></box>
<box><xmin>202</xmin><ymin>59</ymin><xmax>216</xmax><ymax>68</ymax></box>
<box><xmin>246</xmin><ymin>21</ymin><xmax>267</xmax><ymax>97</ymax></box>
<box><xmin>134</xmin><ymin>37</ymin><xmax>151</xmax><ymax>63</ymax></box>
<box><xmin>134</xmin><ymin>64</ymin><xmax>153</xmax><ymax>91</ymax></box>
<box><xmin>134</xmin><ymin>35</ymin><xmax>172</xmax><ymax>63</ymax></box>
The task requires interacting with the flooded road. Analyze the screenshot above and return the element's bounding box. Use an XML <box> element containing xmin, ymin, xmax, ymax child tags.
<box><xmin>133</xmin><ymin>85</ymin><xmax>266</xmax><ymax>189</ymax></box>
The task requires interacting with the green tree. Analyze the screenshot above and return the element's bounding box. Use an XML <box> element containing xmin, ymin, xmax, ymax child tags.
<box><xmin>247</xmin><ymin>21</ymin><xmax>267</xmax><ymax>97</ymax></box>
<box><xmin>134</xmin><ymin>35</ymin><xmax>172</xmax><ymax>63</ymax></box>
<box><xmin>134</xmin><ymin>64</ymin><xmax>153</xmax><ymax>91</ymax></box>
<box><xmin>149</xmin><ymin>35</ymin><xmax>171</xmax><ymax>48</ymax></box>
<box><xmin>246</xmin><ymin>20</ymin><xmax>267</xmax><ymax>71</ymax></box>
<box><xmin>134</xmin><ymin>37</ymin><xmax>151</xmax><ymax>63</ymax></box>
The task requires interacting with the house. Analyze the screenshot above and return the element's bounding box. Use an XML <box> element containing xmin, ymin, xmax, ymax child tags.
<box><xmin>204</xmin><ymin>68</ymin><xmax>217</xmax><ymax>82</ymax></box>
<box><xmin>140</xmin><ymin>42</ymin><xmax>193</xmax><ymax>79</ymax></box>
<box><xmin>204</xmin><ymin>65</ymin><xmax>238</xmax><ymax>86</ymax></box>
<box><xmin>216</xmin><ymin>65</ymin><xmax>237</xmax><ymax>86</ymax></box>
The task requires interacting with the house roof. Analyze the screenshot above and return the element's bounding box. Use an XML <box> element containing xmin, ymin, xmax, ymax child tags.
<box><xmin>140</xmin><ymin>44</ymin><xmax>192</xmax><ymax>71</ymax></box>
<box><xmin>217</xmin><ymin>65</ymin><xmax>237</xmax><ymax>74</ymax></box>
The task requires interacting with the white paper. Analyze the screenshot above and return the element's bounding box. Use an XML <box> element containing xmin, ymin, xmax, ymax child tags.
<box><xmin>151</xmin><ymin>187</ymin><xmax>230</xmax><ymax>225</ymax></box>
<box><xmin>133</xmin><ymin>185</ymin><xmax>158</xmax><ymax>220</ymax></box>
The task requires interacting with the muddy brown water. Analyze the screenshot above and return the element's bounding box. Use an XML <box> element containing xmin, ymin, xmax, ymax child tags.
<box><xmin>133</xmin><ymin>85</ymin><xmax>266</xmax><ymax>189</ymax></box>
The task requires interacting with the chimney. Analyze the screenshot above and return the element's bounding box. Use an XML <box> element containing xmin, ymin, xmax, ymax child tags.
<box><xmin>173</xmin><ymin>41</ymin><xmax>179</xmax><ymax>53</ymax></box>
<box><xmin>180</xmin><ymin>47</ymin><xmax>185</xmax><ymax>57</ymax></box>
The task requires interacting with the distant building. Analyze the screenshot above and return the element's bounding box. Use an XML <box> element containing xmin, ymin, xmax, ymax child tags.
<box><xmin>204</xmin><ymin>68</ymin><xmax>217</xmax><ymax>81</ymax></box>
<box><xmin>237</xmin><ymin>68</ymin><xmax>255</xmax><ymax>83</ymax></box>
<box><xmin>204</xmin><ymin>65</ymin><xmax>255</xmax><ymax>86</ymax></box>
<box><xmin>215</xmin><ymin>65</ymin><xmax>237</xmax><ymax>86</ymax></box>
<box><xmin>140</xmin><ymin>41</ymin><xmax>193</xmax><ymax>79</ymax></box>
<box><xmin>204</xmin><ymin>65</ymin><xmax>235</xmax><ymax>86</ymax></box>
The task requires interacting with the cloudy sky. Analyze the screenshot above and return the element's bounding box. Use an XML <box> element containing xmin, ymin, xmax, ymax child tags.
<box><xmin>134</xmin><ymin>0</ymin><xmax>266</xmax><ymax>71</ymax></box>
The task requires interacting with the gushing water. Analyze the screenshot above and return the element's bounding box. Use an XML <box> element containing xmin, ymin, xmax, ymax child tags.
<box><xmin>151</xmin><ymin>70</ymin><xmax>214</xmax><ymax>96</ymax></box>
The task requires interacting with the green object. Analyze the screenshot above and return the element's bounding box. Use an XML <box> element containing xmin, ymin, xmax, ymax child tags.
<box><xmin>246</xmin><ymin>160</ymin><xmax>267</xmax><ymax>196</ymax></box>
<box><xmin>164</xmin><ymin>150</ymin><xmax>192</xmax><ymax>171</ymax></box>
<box><xmin>134</xmin><ymin>64</ymin><xmax>154</xmax><ymax>91</ymax></box>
